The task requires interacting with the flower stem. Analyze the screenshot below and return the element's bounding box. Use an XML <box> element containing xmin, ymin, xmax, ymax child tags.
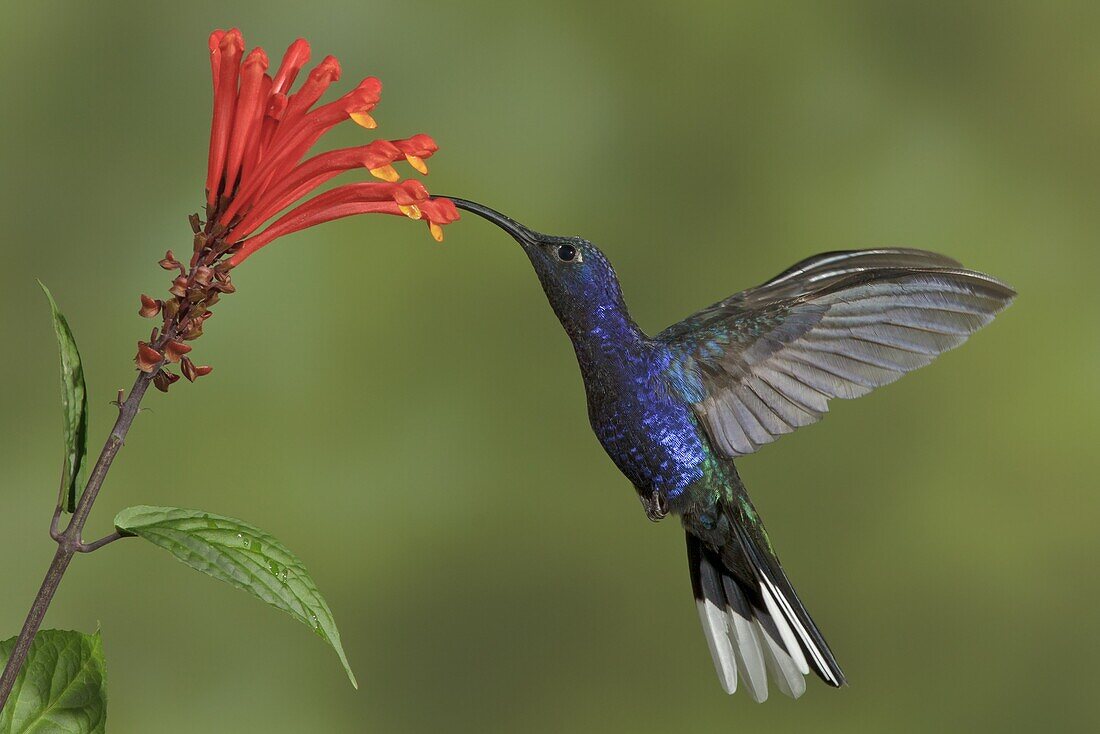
<box><xmin>0</xmin><ymin>367</ymin><xmax>155</xmax><ymax>710</ymax></box>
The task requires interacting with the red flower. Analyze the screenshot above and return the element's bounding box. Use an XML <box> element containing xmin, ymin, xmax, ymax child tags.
<box><xmin>201</xmin><ymin>29</ymin><xmax>458</xmax><ymax>267</ymax></box>
<box><xmin>134</xmin><ymin>29</ymin><xmax>458</xmax><ymax>391</ymax></box>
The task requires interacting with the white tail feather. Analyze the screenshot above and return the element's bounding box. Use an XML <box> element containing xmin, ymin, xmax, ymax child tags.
<box><xmin>721</xmin><ymin>577</ymin><xmax>769</xmax><ymax>702</ymax></box>
<box><xmin>697</xmin><ymin>561</ymin><xmax>739</xmax><ymax>694</ymax></box>
<box><xmin>758</xmin><ymin>581</ymin><xmax>809</xmax><ymax>675</ymax></box>
<box><xmin>753</xmin><ymin>620</ymin><xmax>807</xmax><ymax>699</ymax></box>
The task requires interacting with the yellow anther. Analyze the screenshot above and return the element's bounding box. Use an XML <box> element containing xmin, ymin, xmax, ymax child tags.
<box><xmin>349</xmin><ymin>111</ymin><xmax>377</xmax><ymax>129</ymax></box>
<box><xmin>429</xmin><ymin>222</ymin><xmax>444</xmax><ymax>242</ymax></box>
<box><xmin>369</xmin><ymin>165</ymin><xmax>400</xmax><ymax>182</ymax></box>
<box><xmin>398</xmin><ymin>204</ymin><xmax>422</xmax><ymax>220</ymax></box>
<box><xmin>405</xmin><ymin>154</ymin><xmax>428</xmax><ymax>175</ymax></box>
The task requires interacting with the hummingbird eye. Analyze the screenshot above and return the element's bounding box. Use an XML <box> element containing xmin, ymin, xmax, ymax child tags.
<box><xmin>554</xmin><ymin>244</ymin><xmax>581</xmax><ymax>263</ymax></box>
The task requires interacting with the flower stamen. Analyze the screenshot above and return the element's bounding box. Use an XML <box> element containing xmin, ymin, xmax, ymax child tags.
<box><xmin>369</xmin><ymin>165</ymin><xmax>400</xmax><ymax>182</ymax></box>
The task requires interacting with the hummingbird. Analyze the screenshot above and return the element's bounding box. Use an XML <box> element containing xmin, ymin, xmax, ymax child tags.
<box><xmin>446</xmin><ymin>197</ymin><xmax>1015</xmax><ymax>701</ymax></box>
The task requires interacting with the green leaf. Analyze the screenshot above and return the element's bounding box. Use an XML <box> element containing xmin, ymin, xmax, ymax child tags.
<box><xmin>113</xmin><ymin>505</ymin><xmax>357</xmax><ymax>688</ymax></box>
<box><xmin>0</xmin><ymin>629</ymin><xmax>107</xmax><ymax>734</ymax></box>
<box><xmin>38</xmin><ymin>281</ymin><xmax>90</xmax><ymax>513</ymax></box>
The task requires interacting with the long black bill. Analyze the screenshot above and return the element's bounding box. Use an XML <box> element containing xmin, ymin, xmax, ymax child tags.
<box><xmin>444</xmin><ymin>197</ymin><xmax>542</xmax><ymax>246</ymax></box>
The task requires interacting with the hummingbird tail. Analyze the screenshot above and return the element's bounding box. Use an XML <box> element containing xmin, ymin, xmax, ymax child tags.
<box><xmin>686</xmin><ymin>496</ymin><xmax>846</xmax><ymax>701</ymax></box>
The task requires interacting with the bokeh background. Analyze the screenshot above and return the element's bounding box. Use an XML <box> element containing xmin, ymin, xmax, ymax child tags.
<box><xmin>1</xmin><ymin>1</ymin><xmax>1097</xmax><ymax>732</ymax></box>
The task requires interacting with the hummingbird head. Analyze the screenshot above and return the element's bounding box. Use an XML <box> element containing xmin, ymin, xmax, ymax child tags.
<box><xmin>447</xmin><ymin>197</ymin><xmax>629</xmax><ymax>338</ymax></box>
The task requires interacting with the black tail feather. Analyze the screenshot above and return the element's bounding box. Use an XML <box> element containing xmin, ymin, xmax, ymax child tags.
<box><xmin>730</xmin><ymin>521</ymin><xmax>847</xmax><ymax>687</ymax></box>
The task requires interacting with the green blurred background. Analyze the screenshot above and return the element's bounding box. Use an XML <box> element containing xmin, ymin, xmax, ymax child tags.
<box><xmin>1</xmin><ymin>1</ymin><xmax>1097</xmax><ymax>731</ymax></box>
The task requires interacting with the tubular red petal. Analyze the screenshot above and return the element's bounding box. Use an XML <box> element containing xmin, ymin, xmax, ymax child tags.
<box><xmin>232</xmin><ymin>140</ymin><xmax>405</xmax><ymax>238</ymax></box>
<box><xmin>208</xmin><ymin>30</ymin><xmax>225</xmax><ymax>96</ymax></box>
<box><xmin>392</xmin><ymin>134</ymin><xmax>439</xmax><ymax>175</ymax></box>
<box><xmin>343</xmin><ymin>77</ymin><xmax>383</xmax><ymax>115</ymax></box>
<box><xmin>230</xmin><ymin>200</ymin><xmax>405</xmax><ymax>265</ymax></box>
<box><xmin>419</xmin><ymin>197</ymin><xmax>460</xmax><ymax>225</ymax></box>
<box><xmin>262</xmin><ymin>75</ymin><xmax>378</xmax><ymax>168</ymax></box>
<box><xmin>266</xmin><ymin>78</ymin><xmax>382</xmax><ymax>170</ymax></box>
<box><xmin>205</xmin><ymin>28</ymin><xmax>244</xmax><ymax>207</ymax></box>
<box><xmin>232</xmin><ymin>193</ymin><xmax>456</xmax><ymax>265</ymax></box>
<box><xmin>228</xmin><ymin>181</ymin><xmax>428</xmax><ymax>261</ymax></box>
<box><xmin>251</xmin><ymin>180</ymin><xmax>422</xmax><ymax>229</ymax></box>
<box><xmin>273</xmin><ymin>55</ymin><xmax>342</xmax><ymax>142</ymax></box>
<box><xmin>418</xmin><ymin>198</ymin><xmax>460</xmax><ymax>242</ymax></box>
<box><xmin>391</xmin><ymin>179</ymin><xmax>429</xmax><ymax>206</ymax></box>
<box><xmin>256</xmin><ymin>92</ymin><xmax>288</xmax><ymax>160</ymax></box>
<box><xmin>230</xmin><ymin>170</ymin><xmax>343</xmax><ymax>240</ymax></box>
<box><xmin>220</xmin><ymin>78</ymin><xmax>381</xmax><ymax>225</ymax></box>
<box><xmin>271</xmin><ymin>38</ymin><xmax>311</xmax><ymax>95</ymax></box>
<box><xmin>392</xmin><ymin>134</ymin><xmax>439</xmax><ymax>159</ymax></box>
<box><xmin>363</xmin><ymin>140</ymin><xmax>405</xmax><ymax>168</ymax></box>
<box><xmin>239</xmin><ymin>74</ymin><xmax>273</xmax><ymax>183</ymax></box>
<box><xmin>223</xmin><ymin>48</ymin><xmax>270</xmax><ymax>197</ymax></box>
<box><xmin>266</xmin><ymin>73</ymin><xmax>378</xmax><ymax>167</ymax></box>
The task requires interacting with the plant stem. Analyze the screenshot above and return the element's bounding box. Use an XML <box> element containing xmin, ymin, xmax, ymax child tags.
<box><xmin>0</xmin><ymin>368</ymin><xmax>155</xmax><ymax>710</ymax></box>
<box><xmin>77</xmin><ymin>531</ymin><xmax>125</xmax><ymax>553</ymax></box>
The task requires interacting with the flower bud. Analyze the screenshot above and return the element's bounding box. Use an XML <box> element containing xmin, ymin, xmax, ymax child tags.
<box><xmin>164</xmin><ymin>339</ymin><xmax>192</xmax><ymax>363</ymax></box>
<box><xmin>169</xmin><ymin>277</ymin><xmax>189</xmax><ymax>298</ymax></box>
<box><xmin>181</xmin><ymin>357</ymin><xmax>214</xmax><ymax>382</ymax></box>
<box><xmin>162</xmin><ymin>298</ymin><xmax>181</xmax><ymax>320</ymax></box>
<box><xmin>153</xmin><ymin>369</ymin><xmax>181</xmax><ymax>393</ymax></box>
<box><xmin>182</xmin><ymin>320</ymin><xmax>205</xmax><ymax>341</ymax></box>
<box><xmin>159</xmin><ymin>250</ymin><xmax>180</xmax><ymax>270</ymax></box>
<box><xmin>139</xmin><ymin>294</ymin><xmax>161</xmax><ymax>318</ymax></box>
<box><xmin>136</xmin><ymin>342</ymin><xmax>164</xmax><ymax>372</ymax></box>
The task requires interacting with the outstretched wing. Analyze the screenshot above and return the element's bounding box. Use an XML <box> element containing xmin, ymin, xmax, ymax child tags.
<box><xmin>657</xmin><ymin>249</ymin><xmax>1015</xmax><ymax>458</ymax></box>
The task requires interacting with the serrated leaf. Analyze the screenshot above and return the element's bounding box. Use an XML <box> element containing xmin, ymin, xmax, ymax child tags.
<box><xmin>113</xmin><ymin>505</ymin><xmax>357</xmax><ymax>688</ymax></box>
<box><xmin>38</xmin><ymin>281</ymin><xmax>90</xmax><ymax>513</ymax></box>
<box><xmin>0</xmin><ymin>629</ymin><xmax>107</xmax><ymax>734</ymax></box>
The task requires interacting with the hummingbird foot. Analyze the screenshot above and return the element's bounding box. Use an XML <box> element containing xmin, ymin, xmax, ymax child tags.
<box><xmin>639</xmin><ymin>489</ymin><xmax>668</xmax><ymax>522</ymax></box>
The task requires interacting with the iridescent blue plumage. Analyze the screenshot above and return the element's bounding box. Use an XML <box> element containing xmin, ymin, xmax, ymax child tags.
<box><xmin>555</xmin><ymin>289</ymin><xmax>710</xmax><ymax>503</ymax></box>
<box><xmin>446</xmin><ymin>197</ymin><xmax>1015</xmax><ymax>701</ymax></box>
<box><xmin>513</xmin><ymin>232</ymin><xmax>731</xmax><ymax>513</ymax></box>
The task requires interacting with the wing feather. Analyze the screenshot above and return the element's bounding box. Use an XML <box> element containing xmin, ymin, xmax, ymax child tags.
<box><xmin>762</xmin><ymin>248</ymin><xmax>963</xmax><ymax>293</ymax></box>
<box><xmin>658</xmin><ymin>251</ymin><xmax>1014</xmax><ymax>458</ymax></box>
<box><xmin>745</xmin><ymin>376</ymin><xmax>819</xmax><ymax>428</ymax></box>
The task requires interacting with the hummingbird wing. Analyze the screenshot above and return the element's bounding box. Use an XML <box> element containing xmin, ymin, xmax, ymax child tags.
<box><xmin>656</xmin><ymin>249</ymin><xmax>1014</xmax><ymax>458</ymax></box>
